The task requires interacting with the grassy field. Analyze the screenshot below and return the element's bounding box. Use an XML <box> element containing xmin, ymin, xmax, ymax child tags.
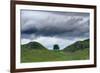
<box><xmin>21</xmin><ymin>39</ymin><xmax>89</xmax><ymax>63</ymax></box>
<box><xmin>21</xmin><ymin>47</ymin><xmax>89</xmax><ymax>63</ymax></box>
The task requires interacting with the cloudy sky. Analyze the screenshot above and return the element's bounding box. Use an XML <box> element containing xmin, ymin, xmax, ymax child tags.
<box><xmin>21</xmin><ymin>10</ymin><xmax>90</xmax><ymax>50</ymax></box>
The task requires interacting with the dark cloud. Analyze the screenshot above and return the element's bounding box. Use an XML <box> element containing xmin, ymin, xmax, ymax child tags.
<box><xmin>21</xmin><ymin>10</ymin><xmax>90</xmax><ymax>40</ymax></box>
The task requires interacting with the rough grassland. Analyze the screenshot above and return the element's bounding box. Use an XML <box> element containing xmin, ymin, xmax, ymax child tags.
<box><xmin>21</xmin><ymin>47</ymin><xmax>89</xmax><ymax>63</ymax></box>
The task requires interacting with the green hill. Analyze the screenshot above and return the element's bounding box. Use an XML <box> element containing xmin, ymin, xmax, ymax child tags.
<box><xmin>63</xmin><ymin>39</ymin><xmax>89</xmax><ymax>52</ymax></box>
<box><xmin>21</xmin><ymin>39</ymin><xmax>89</xmax><ymax>63</ymax></box>
<box><xmin>21</xmin><ymin>42</ymin><xmax>47</xmax><ymax>50</ymax></box>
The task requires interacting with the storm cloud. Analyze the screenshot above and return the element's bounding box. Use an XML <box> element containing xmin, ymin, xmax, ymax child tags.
<box><xmin>21</xmin><ymin>10</ymin><xmax>89</xmax><ymax>40</ymax></box>
<box><xmin>21</xmin><ymin>10</ymin><xmax>90</xmax><ymax>49</ymax></box>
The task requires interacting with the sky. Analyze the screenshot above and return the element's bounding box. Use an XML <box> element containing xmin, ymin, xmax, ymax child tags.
<box><xmin>21</xmin><ymin>10</ymin><xmax>90</xmax><ymax>50</ymax></box>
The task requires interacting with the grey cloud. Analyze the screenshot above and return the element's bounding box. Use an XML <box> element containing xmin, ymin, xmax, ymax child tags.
<box><xmin>21</xmin><ymin>10</ymin><xmax>90</xmax><ymax>40</ymax></box>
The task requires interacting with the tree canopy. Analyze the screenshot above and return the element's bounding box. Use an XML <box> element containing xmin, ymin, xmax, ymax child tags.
<box><xmin>53</xmin><ymin>44</ymin><xmax>60</xmax><ymax>50</ymax></box>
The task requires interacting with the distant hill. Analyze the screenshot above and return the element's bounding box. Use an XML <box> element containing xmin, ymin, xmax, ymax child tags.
<box><xmin>21</xmin><ymin>42</ymin><xmax>47</xmax><ymax>50</ymax></box>
<box><xmin>21</xmin><ymin>39</ymin><xmax>89</xmax><ymax>62</ymax></box>
<box><xmin>63</xmin><ymin>39</ymin><xmax>89</xmax><ymax>52</ymax></box>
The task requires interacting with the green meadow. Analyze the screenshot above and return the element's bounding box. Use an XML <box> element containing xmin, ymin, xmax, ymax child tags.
<box><xmin>21</xmin><ymin>39</ymin><xmax>89</xmax><ymax>63</ymax></box>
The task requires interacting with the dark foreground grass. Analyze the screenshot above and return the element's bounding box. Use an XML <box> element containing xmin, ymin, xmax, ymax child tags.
<box><xmin>21</xmin><ymin>48</ymin><xmax>89</xmax><ymax>63</ymax></box>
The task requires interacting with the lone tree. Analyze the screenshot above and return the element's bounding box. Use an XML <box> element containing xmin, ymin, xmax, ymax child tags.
<box><xmin>53</xmin><ymin>44</ymin><xmax>60</xmax><ymax>50</ymax></box>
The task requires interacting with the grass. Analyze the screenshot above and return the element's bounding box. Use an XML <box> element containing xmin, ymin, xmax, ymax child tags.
<box><xmin>21</xmin><ymin>47</ymin><xmax>89</xmax><ymax>63</ymax></box>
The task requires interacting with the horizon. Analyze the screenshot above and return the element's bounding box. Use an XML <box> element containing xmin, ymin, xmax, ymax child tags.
<box><xmin>21</xmin><ymin>10</ymin><xmax>90</xmax><ymax>50</ymax></box>
<box><xmin>21</xmin><ymin>38</ymin><xmax>89</xmax><ymax>50</ymax></box>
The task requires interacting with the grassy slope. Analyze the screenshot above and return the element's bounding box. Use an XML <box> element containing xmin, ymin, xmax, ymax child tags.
<box><xmin>21</xmin><ymin>47</ymin><xmax>89</xmax><ymax>63</ymax></box>
<box><xmin>22</xmin><ymin>42</ymin><xmax>47</xmax><ymax>50</ymax></box>
<box><xmin>63</xmin><ymin>39</ymin><xmax>89</xmax><ymax>52</ymax></box>
<box><xmin>21</xmin><ymin>40</ymin><xmax>89</xmax><ymax>63</ymax></box>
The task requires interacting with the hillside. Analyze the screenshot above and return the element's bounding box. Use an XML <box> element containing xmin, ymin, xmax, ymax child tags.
<box><xmin>21</xmin><ymin>42</ymin><xmax>47</xmax><ymax>50</ymax></box>
<box><xmin>21</xmin><ymin>39</ymin><xmax>89</xmax><ymax>63</ymax></box>
<box><xmin>63</xmin><ymin>39</ymin><xmax>89</xmax><ymax>52</ymax></box>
